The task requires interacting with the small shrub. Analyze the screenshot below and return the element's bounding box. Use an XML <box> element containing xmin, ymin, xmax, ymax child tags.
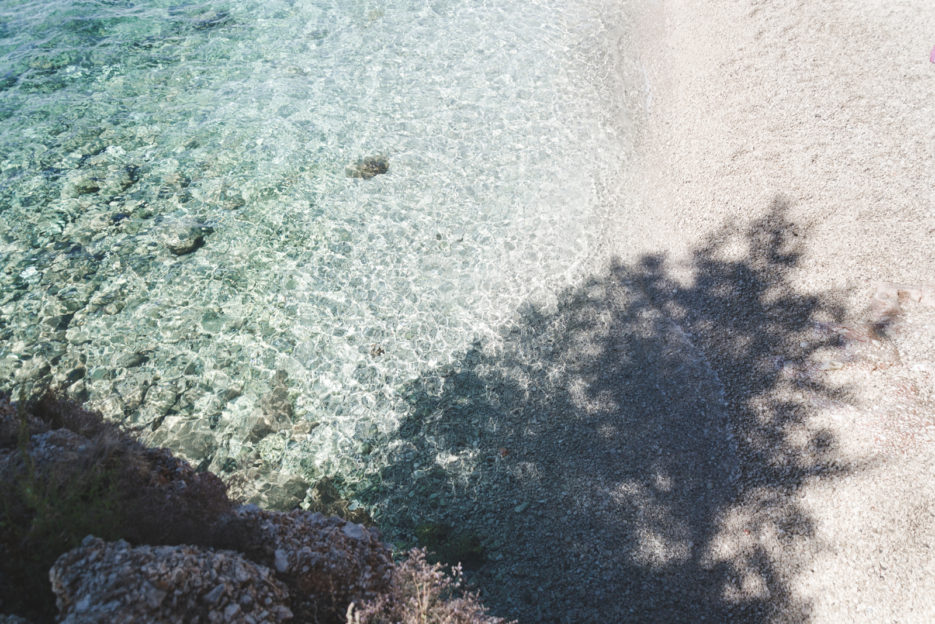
<box><xmin>348</xmin><ymin>549</ymin><xmax>511</xmax><ymax>624</ymax></box>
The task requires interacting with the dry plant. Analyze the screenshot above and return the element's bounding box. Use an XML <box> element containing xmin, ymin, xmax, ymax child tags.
<box><xmin>347</xmin><ymin>549</ymin><xmax>513</xmax><ymax>624</ymax></box>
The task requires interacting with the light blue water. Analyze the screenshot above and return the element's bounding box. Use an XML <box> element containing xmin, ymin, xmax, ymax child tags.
<box><xmin>0</xmin><ymin>0</ymin><xmax>633</xmax><ymax>503</ymax></box>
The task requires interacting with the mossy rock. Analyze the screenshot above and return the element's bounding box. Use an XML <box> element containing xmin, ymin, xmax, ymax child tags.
<box><xmin>415</xmin><ymin>522</ymin><xmax>486</xmax><ymax>570</ymax></box>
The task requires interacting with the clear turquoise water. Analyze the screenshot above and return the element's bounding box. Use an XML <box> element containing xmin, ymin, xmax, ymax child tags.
<box><xmin>0</xmin><ymin>0</ymin><xmax>632</xmax><ymax>502</ymax></box>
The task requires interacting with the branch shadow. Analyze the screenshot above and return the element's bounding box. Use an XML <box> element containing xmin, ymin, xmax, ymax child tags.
<box><xmin>359</xmin><ymin>197</ymin><xmax>854</xmax><ymax>622</ymax></box>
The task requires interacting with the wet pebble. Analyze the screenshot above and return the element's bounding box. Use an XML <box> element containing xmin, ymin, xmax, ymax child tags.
<box><xmin>160</xmin><ymin>219</ymin><xmax>213</xmax><ymax>255</ymax></box>
<box><xmin>116</xmin><ymin>351</ymin><xmax>150</xmax><ymax>368</ymax></box>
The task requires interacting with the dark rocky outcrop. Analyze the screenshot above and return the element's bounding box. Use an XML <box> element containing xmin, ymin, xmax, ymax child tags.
<box><xmin>216</xmin><ymin>507</ymin><xmax>393</xmax><ymax>622</ymax></box>
<box><xmin>0</xmin><ymin>392</ymin><xmax>509</xmax><ymax>624</ymax></box>
<box><xmin>50</xmin><ymin>538</ymin><xmax>293</xmax><ymax>623</ymax></box>
<box><xmin>0</xmin><ymin>393</ymin><xmax>232</xmax><ymax>620</ymax></box>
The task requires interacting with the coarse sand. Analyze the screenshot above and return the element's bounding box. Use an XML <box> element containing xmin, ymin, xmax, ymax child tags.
<box><xmin>610</xmin><ymin>0</ymin><xmax>935</xmax><ymax>621</ymax></box>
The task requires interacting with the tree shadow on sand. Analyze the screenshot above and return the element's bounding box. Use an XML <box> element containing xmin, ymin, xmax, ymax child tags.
<box><xmin>359</xmin><ymin>197</ymin><xmax>854</xmax><ymax>623</ymax></box>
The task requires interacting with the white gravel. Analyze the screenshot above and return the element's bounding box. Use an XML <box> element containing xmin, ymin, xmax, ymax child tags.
<box><xmin>612</xmin><ymin>1</ymin><xmax>935</xmax><ymax>621</ymax></box>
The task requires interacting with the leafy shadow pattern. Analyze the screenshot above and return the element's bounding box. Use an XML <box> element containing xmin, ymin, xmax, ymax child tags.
<box><xmin>360</xmin><ymin>198</ymin><xmax>853</xmax><ymax>623</ymax></box>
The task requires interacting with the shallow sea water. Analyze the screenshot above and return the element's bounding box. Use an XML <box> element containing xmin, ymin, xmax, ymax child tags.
<box><xmin>0</xmin><ymin>0</ymin><xmax>634</xmax><ymax>504</ymax></box>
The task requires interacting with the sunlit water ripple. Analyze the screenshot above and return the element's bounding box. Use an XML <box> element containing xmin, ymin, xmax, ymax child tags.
<box><xmin>0</xmin><ymin>0</ymin><xmax>634</xmax><ymax>506</ymax></box>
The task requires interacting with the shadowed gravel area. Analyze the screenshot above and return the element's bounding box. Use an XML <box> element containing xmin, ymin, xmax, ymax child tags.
<box><xmin>362</xmin><ymin>203</ymin><xmax>852</xmax><ymax>622</ymax></box>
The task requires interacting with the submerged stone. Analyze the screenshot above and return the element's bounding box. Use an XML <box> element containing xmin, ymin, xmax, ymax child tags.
<box><xmin>241</xmin><ymin>474</ymin><xmax>310</xmax><ymax>512</ymax></box>
<box><xmin>346</xmin><ymin>155</ymin><xmax>389</xmax><ymax>179</ymax></box>
<box><xmin>61</xmin><ymin>170</ymin><xmax>102</xmax><ymax>197</ymax></box>
<box><xmin>0</xmin><ymin>71</ymin><xmax>18</xmax><ymax>90</ymax></box>
<box><xmin>116</xmin><ymin>351</ymin><xmax>149</xmax><ymax>368</ymax></box>
<box><xmin>100</xmin><ymin>164</ymin><xmax>140</xmax><ymax>196</ymax></box>
<box><xmin>192</xmin><ymin>10</ymin><xmax>232</xmax><ymax>31</ymax></box>
<box><xmin>160</xmin><ymin>218</ymin><xmax>214</xmax><ymax>255</ymax></box>
<box><xmin>219</xmin><ymin>187</ymin><xmax>246</xmax><ymax>210</ymax></box>
<box><xmin>307</xmin><ymin>477</ymin><xmax>372</xmax><ymax>525</ymax></box>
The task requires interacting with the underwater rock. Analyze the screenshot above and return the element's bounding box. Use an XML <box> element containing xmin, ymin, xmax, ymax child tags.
<box><xmin>217</xmin><ymin>395</ymin><xmax>287</xmax><ymax>447</ymax></box>
<box><xmin>246</xmin><ymin>411</ymin><xmax>282</xmax><ymax>443</ymax></box>
<box><xmin>192</xmin><ymin>10</ymin><xmax>232</xmax><ymax>31</ymax></box>
<box><xmin>60</xmin><ymin>366</ymin><xmax>87</xmax><ymax>386</ymax></box>
<box><xmin>13</xmin><ymin>356</ymin><xmax>51</xmax><ymax>387</ymax></box>
<box><xmin>148</xmin><ymin>416</ymin><xmax>216</xmax><ymax>466</ymax></box>
<box><xmin>60</xmin><ymin>158</ymin><xmax>138</xmax><ymax>201</ymax></box>
<box><xmin>259</xmin><ymin>370</ymin><xmax>294</xmax><ymax>425</ymax></box>
<box><xmin>113</xmin><ymin>372</ymin><xmax>152</xmax><ymax>413</ymax></box>
<box><xmin>99</xmin><ymin>164</ymin><xmax>140</xmax><ymax>197</ymax></box>
<box><xmin>219</xmin><ymin>187</ymin><xmax>246</xmax><ymax>210</ymax></box>
<box><xmin>308</xmin><ymin>476</ymin><xmax>373</xmax><ymax>525</ymax></box>
<box><xmin>346</xmin><ymin>155</ymin><xmax>389</xmax><ymax>179</ymax></box>
<box><xmin>243</xmin><ymin>475</ymin><xmax>310</xmax><ymax>512</ymax></box>
<box><xmin>0</xmin><ymin>71</ymin><xmax>18</xmax><ymax>91</ymax></box>
<box><xmin>159</xmin><ymin>218</ymin><xmax>214</xmax><ymax>255</ymax></box>
<box><xmin>115</xmin><ymin>351</ymin><xmax>149</xmax><ymax>369</ymax></box>
<box><xmin>61</xmin><ymin>170</ymin><xmax>102</xmax><ymax>197</ymax></box>
<box><xmin>132</xmin><ymin>381</ymin><xmax>181</xmax><ymax>428</ymax></box>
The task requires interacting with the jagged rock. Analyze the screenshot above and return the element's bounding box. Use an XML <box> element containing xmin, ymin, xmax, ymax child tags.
<box><xmin>0</xmin><ymin>393</ymin><xmax>232</xmax><ymax>548</ymax></box>
<box><xmin>225</xmin><ymin>506</ymin><xmax>393</xmax><ymax>622</ymax></box>
<box><xmin>346</xmin><ymin>156</ymin><xmax>389</xmax><ymax>179</ymax></box>
<box><xmin>0</xmin><ymin>427</ymin><xmax>86</xmax><ymax>476</ymax></box>
<box><xmin>0</xmin><ymin>393</ymin><xmax>502</xmax><ymax>624</ymax></box>
<box><xmin>50</xmin><ymin>537</ymin><xmax>293</xmax><ymax>624</ymax></box>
